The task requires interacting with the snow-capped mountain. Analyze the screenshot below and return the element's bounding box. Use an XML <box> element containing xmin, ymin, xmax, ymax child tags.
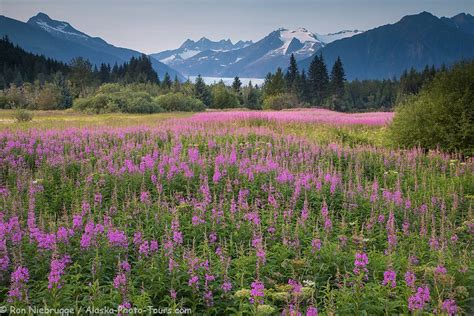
<box><xmin>151</xmin><ymin>37</ymin><xmax>252</xmax><ymax>66</ymax></box>
<box><xmin>316</xmin><ymin>30</ymin><xmax>364</xmax><ymax>44</ymax></box>
<box><xmin>0</xmin><ymin>12</ymin><xmax>184</xmax><ymax>80</ymax></box>
<box><xmin>27</xmin><ymin>12</ymin><xmax>92</xmax><ymax>41</ymax></box>
<box><xmin>163</xmin><ymin>27</ymin><xmax>325</xmax><ymax>78</ymax></box>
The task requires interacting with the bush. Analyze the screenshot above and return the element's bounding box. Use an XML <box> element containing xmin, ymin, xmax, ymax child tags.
<box><xmin>389</xmin><ymin>61</ymin><xmax>474</xmax><ymax>155</ymax></box>
<box><xmin>13</xmin><ymin>108</ymin><xmax>33</xmax><ymax>122</ymax></box>
<box><xmin>157</xmin><ymin>93</ymin><xmax>205</xmax><ymax>112</ymax></box>
<box><xmin>263</xmin><ymin>93</ymin><xmax>299</xmax><ymax>110</ymax></box>
<box><xmin>35</xmin><ymin>84</ymin><xmax>62</xmax><ymax>110</ymax></box>
<box><xmin>211</xmin><ymin>85</ymin><xmax>240</xmax><ymax>109</ymax></box>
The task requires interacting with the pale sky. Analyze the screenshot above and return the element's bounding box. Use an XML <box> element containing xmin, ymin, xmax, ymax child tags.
<box><xmin>1</xmin><ymin>0</ymin><xmax>473</xmax><ymax>54</ymax></box>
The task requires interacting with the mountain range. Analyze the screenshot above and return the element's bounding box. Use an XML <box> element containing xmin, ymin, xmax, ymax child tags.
<box><xmin>0</xmin><ymin>13</ymin><xmax>184</xmax><ymax>80</ymax></box>
<box><xmin>152</xmin><ymin>28</ymin><xmax>364</xmax><ymax>78</ymax></box>
<box><xmin>298</xmin><ymin>12</ymin><xmax>474</xmax><ymax>80</ymax></box>
<box><xmin>1</xmin><ymin>11</ymin><xmax>473</xmax><ymax>81</ymax></box>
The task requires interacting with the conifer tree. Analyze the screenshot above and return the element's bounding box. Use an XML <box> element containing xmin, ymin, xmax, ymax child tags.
<box><xmin>194</xmin><ymin>75</ymin><xmax>211</xmax><ymax>106</ymax></box>
<box><xmin>308</xmin><ymin>53</ymin><xmax>329</xmax><ymax>106</ymax></box>
<box><xmin>161</xmin><ymin>72</ymin><xmax>172</xmax><ymax>89</ymax></box>
<box><xmin>330</xmin><ymin>56</ymin><xmax>346</xmax><ymax>99</ymax></box>
<box><xmin>263</xmin><ymin>68</ymin><xmax>285</xmax><ymax>97</ymax></box>
<box><xmin>285</xmin><ymin>54</ymin><xmax>299</xmax><ymax>92</ymax></box>
<box><xmin>232</xmin><ymin>76</ymin><xmax>242</xmax><ymax>93</ymax></box>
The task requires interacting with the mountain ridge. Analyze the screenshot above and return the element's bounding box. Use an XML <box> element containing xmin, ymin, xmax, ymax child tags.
<box><xmin>0</xmin><ymin>12</ymin><xmax>184</xmax><ymax>80</ymax></box>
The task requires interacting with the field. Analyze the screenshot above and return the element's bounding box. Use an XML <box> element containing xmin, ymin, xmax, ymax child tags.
<box><xmin>0</xmin><ymin>109</ymin><xmax>472</xmax><ymax>315</ymax></box>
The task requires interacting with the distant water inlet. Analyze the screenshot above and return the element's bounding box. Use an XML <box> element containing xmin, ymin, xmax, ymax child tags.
<box><xmin>190</xmin><ymin>109</ymin><xmax>394</xmax><ymax>126</ymax></box>
<box><xmin>188</xmin><ymin>76</ymin><xmax>265</xmax><ymax>86</ymax></box>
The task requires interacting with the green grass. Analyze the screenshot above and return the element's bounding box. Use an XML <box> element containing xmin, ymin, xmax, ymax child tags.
<box><xmin>0</xmin><ymin>109</ymin><xmax>193</xmax><ymax>131</ymax></box>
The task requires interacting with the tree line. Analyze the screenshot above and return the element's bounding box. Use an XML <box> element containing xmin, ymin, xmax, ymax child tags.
<box><xmin>261</xmin><ymin>53</ymin><xmax>441</xmax><ymax>111</ymax></box>
<box><xmin>1</xmin><ymin>36</ymin><xmax>444</xmax><ymax>113</ymax></box>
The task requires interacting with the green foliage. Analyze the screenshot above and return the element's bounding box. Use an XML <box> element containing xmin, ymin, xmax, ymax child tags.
<box><xmin>194</xmin><ymin>75</ymin><xmax>211</xmax><ymax>106</ymax></box>
<box><xmin>263</xmin><ymin>68</ymin><xmax>286</xmax><ymax>97</ymax></box>
<box><xmin>243</xmin><ymin>82</ymin><xmax>262</xmax><ymax>110</ymax></box>
<box><xmin>156</xmin><ymin>92</ymin><xmax>206</xmax><ymax>112</ymax></box>
<box><xmin>390</xmin><ymin>60</ymin><xmax>474</xmax><ymax>155</ymax></box>
<box><xmin>263</xmin><ymin>93</ymin><xmax>299</xmax><ymax>110</ymax></box>
<box><xmin>13</xmin><ymin>108</ymin><xmax>33</xmax><ymax>122</ymax></box>
<box><xmin>73</xmin><ymin>84</ymin><xmax>206</xmax><ymax>114</ymax></box>
<box><xmin>308</xmin><ymin>53</ymin><xmax>329</xmax><ymax>105</ymax></box>
<box><xmin>211</xmin><ymin>84</ymin><xmax>240</xmax><ymax>109</ymax></box>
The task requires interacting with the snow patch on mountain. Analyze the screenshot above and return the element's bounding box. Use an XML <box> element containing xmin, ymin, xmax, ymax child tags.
<box><xmin>316</xmin><ymin>30</ymin><xmax>364</xmax><ymax>44</ymax></box>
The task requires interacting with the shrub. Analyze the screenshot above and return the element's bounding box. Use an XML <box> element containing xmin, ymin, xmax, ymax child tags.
<box><xmin>389</xmin><ymin>61</ymin><xmax>474</xmax><ymax>155</ymax></box>
<box><xmin>35</xmin><ymin>84</ymin><xmax>62</xmax><ymax>110</ymax></box>
<box><xmin>13</xmin><ymin>108</ymin><xmax>33</xmax><ymax>122</ymax></box>
<box><xmin>263</xmin><ymin>93</ymin><xmax>299</xmax><ymax>110</ymax></box>
<box><xmin>157</xmin><ymin>93</ymin><xmax>205</xmax><ymax>112</ymax></box>
<box><xmin>211</xmin><ymin>85</ymin><xmax>240</xmax><ymax>109</ymax></box>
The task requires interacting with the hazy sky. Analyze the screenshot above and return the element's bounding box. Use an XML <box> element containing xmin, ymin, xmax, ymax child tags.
<box><xmin>2</xmin><ymin>0</ymin><xmax>473</xmax><ymax>53</ymax></box>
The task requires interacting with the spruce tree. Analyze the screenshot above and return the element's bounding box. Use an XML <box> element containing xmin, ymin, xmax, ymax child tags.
<box><xmin>161</xmin><ymin>72</ymin><xmax>172</xmax><ymax>89</ymax></box>
<box><xmin>194</xmin><ymin>75</ymin><xmax>211</xmax><ymax>106</ymax></box>
<box><xmin>308</xmin><ymin>53</ymin><xmax>329</xmax><ymax>106</ymax></box>
<box><xmin>330</xmin><ymin>56</ymin><xmax>346</xmax><ymax>99</ymax></box>
<box><xmin>264</xmin><ymin>68</ymin><xmax>285</xmax><ymax>97</ymax></box>
<box><xmin>232</xmin><ymin>76</ymin><xmax>242</xmax><ymax>93</ymax></box>
<box><xmin>297</xmin><ymin>69</ymin><xmax>310</xmax><ymax>103</ymax></box>
<box><xmin>285</xmin><ymin>53</ymin><xmax>299</xmax><ymax>92</ymax></box>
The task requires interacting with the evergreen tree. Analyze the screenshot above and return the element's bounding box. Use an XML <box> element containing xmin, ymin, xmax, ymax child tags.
<box><xmin>330</xmin><ymin>57</ymin><xmax>345</xmax><ymax>98</ymax></box>
<box><xmin>70</xmin><ymin>57</ymin><xmax>93</xmax><ymax>96</ymax></box>
<box><xmin>98</xmin><ymin>63</ymin><xmax>111</xmax><ymax>83</ymax></box>
<box><xmin>53</xmin><ymin>71</ymin><xmax>72</xmax><ymax>109</ymax></box>
<box><xmin>308</xmin><ymin>53</ymin><xmax>329</xmax><ymax>106</ymax></box>
<box><xmin>232</xmin><ymin>76</ymin><xmax>242</xmax><ymax>93</ymax></box>
<box><xmin>263</xmin><ymin>68</ymin><xmax>285</xmax><ymax>97</ymax></box>
<box><xmin>161</xmin><ymin>72</ymin><xmax>172</xmax><ymax>89</ymax></box>
<box><xmin>172</xmin><ymin>75</ymin><xmax>181</xmax><ymax>92</ymax></box>
<box><xmin>194</xmin><ymin>75</ymin><xmax>211</xmax><ymax>106</ymax></box>
<box><xmin>296</xmin><ymin>69</ymin><xmax>310</xmax><ymax>103</ymax></box>
<box><xmin>245</xmin><ymin>80</ymin><xmax>261</xmax><ymax>110</ymax></box>
<box><xmin>285</xmin><ymin>54</ymin><xmax>299</xmax><ymax>92</ymax></box>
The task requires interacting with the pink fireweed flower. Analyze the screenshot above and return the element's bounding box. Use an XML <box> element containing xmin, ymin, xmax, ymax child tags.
<box><xmin>324</xmin><ymin>218</ymin><xmax>332</xmax><ymax>232</ymax></box>
<box><xmin>138</xmin><ymin>241</ymin><xmax>150</xmax><ymax>258</ymax></box>
<box><xmin>113</xmin><ymin>272</ymin><xmax>127</xmax><ymax>289</ymax></box>
<box><xmin>288</xmin><ymin>279</ymin><xmax>302</xmax><ymax>295</ymax></box>
<box><xmin>441</xmin><ymin>299</ymin><xmax>458</xmax><ymax>315</ymax></box>
<box><xmin>382</xmin><ymin>269</ymin><xmax>397</xmax><ymax>288</ymax></box>
<box><xmin>120</xmin><ymin>261</ymin><xmax>131</xmax><ymax>272</ymax></box>
<box><xmin>306</xmin><ymin>306</ymin><xmax>318</xmax><ymax>316</ymax></box>
<box><xmin>188</xmin><ymin>275</ymin><xmax>199</xmax><ymax>288</ymax></box>
<box><xmin>8</xmin><ymin>265</ymin><xmax>29</xmax><ymax>302</ymax></box>
<box><xmin>72</xmin><ymin>214</ymin><xmax>83</xmax><ymax>230</ymax></box>
<box><xmin>173</xmin><ymin>231</ymin><xmax>183</xmax><ymax>245</ymax></box>
<box><xmin>404</xmin><ymin>271</ymin><xmax>416</xmax><ymax>288</ymax></box>
<box><xmin>107</xmin><ymin>229</ymin><xmax>128</xmax><ymax>248</ymax></box>
<box><xmin>94</xmin><ymin>193</ymin><xmax>102</xmax><ymax>205</ymax></box>
<box><xmin>221</xmin><ymin>280</ymin><xmax>232</xmax><ymax>293</ymax></box>
<box><xmin>250</xmin><ymin>280</ymin><xmax>265</xmax><ymax>304</ymax></box>
<box><xmin>150</xmin><ymin>240</ymin><xmax>159</xmax><ymax>252</ymax></box>
<box><xmin>353</xmin><ymin>252</ymin><xmax>369</xmax><ymax>275</ymax></box>
<box><xmin>140</xmin><ymin>191</ymin><xmax>151</xmax><ymax>204</ymax></box>
<box><xmin>311</xmin><ymin>238</ymin><xmax>321</xmax><ymax>253</ymax></box>
<box><xmin>48</xmin><ymin>255</ymin><xmax>71</xmax><ymax>289</ymax></box>
<box><xmin>170</xmin><ymin>289</ymin><xmax>177</xmax><ymax>300</ymax></box>
<box><xmin>56</xmin><ymin>227</ymin><xmax>73</xmax><ymax>244</ymax></box>
<box><xmin>408</xmin><ymin>286</ymin><xmax>430</xmax><ymax>311</ymax></box>
<box><xmin>434</xmin><ymin>265</ymin><xmax>447</xmax><ymax>276</ymax></box>
<box><xmin>133</xmin><ymin>231</ymin><xmax>142</xmax><ymax>246</ymax></box>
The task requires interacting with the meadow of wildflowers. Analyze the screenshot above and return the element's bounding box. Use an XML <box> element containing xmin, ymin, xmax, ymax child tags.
<box><xmin>0</xmin><ymin>109</ymin><xmax>472</xmax><ymax>314</ymax></box>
